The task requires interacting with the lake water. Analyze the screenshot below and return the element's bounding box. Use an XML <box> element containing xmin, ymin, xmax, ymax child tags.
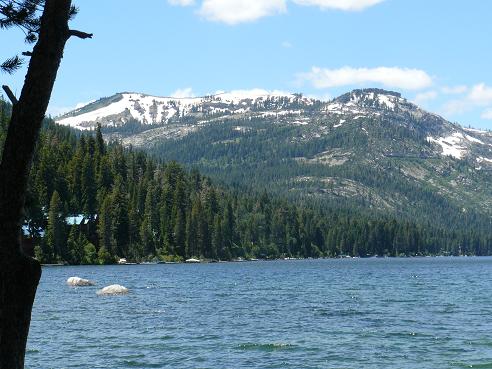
<box><xmin>26</xmin><ymin>257</ymin><xmax>492</xmax><ymax>369</ymax></box>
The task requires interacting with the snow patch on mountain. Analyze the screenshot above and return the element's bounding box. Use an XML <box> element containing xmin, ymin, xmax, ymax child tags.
<box><xmin>465</xmin><ymin>134</ymin><xmax>485</xmax><ymax>145</ymax></box>
<box><xmin>333</xmin><ymin>119</ymin><xmax>345</xmax><ymax>128</ymax></box>
<box><xmin>55</xmin><ymin>88</ymin><xmax>492</xmax><ymax>167</ymax></box>
<box><xmin>464</xmin><ymin>127</ymin><xmax>489</xmax><ymax>134</ymax></box>
<box><xmin>377</xmin><ymin>94</ymin><xmax>397</xmax><ymax>109</ymax></box>
<box><xmin>56</xmin><ymin>90</ymin><xmax>318</xmax><ymax>130</ymax></box>
<box><xmin>323</xmin><ymin>101</ymin><xmax>365</xmax><ymax>115</ymax></box>
<box><xmin>323</xmin><ymin>89</ymin><xmax>409</xmax><ymax>117</ymax></box>
<box><xmin>426</xmin><ymin>128</ymin><xmax>492</xmax><ymax>160</ymax></box>
<box><xmin>426</xmin><ymin>132</ymin><xmax>469</xmax><ymax>159</ymax></box>
<box><xmin>476</xmin><ymin>156</ymin><xmax>492</xmax><ymax>164</ymax></box>
<box><xmin>233</xmin><ymin>126</ymin><xmax>251</xmax><ymax>132</ymax></box>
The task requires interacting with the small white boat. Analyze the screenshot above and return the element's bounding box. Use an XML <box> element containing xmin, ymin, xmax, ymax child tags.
<box><xmin>185</xmin><ymin>258</ymin><xmax>201</xmax><ymax>263</ymax></box>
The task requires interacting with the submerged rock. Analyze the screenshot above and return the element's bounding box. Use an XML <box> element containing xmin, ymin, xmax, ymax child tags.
<box><xmin>66</xmin><ymin>276</ymin><xmax>95</xmax><ymax>286</ymax></box>
<box><xmin>96</xmin><ymin>284</ymin><xmax>129</xmax><ymax>296</ymax></box>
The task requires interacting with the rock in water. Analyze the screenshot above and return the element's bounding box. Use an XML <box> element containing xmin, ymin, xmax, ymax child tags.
<box><xmin>67</xmin><ymin>276</ymin><xmax>94</xmax><ymax>286</ymax></box>
<box><xmin>96</xmin><ymin>284</ymin><xmax>129</xmax><ymax>296</ymax></box>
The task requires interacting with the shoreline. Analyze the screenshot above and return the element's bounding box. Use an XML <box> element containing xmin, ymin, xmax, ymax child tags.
<box><xmin>41</xmin><ymin>254</ymin><xmax>487</xmax><ymax>267</ymax></box>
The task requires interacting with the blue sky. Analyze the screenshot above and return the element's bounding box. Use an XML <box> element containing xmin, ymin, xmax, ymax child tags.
<box><xmin>2</xmin><ymin>0</ymin><xmax>492</xmax><ymax>129</ymax></box>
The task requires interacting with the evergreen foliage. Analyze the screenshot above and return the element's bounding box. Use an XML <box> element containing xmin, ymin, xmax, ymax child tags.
<box><xmin>147</xmin><ymin>117</ymin><xmax>492</xmax><ymax>233</ymax></box>
<box><xmin>2</xmin><ymin>111</ymin><xmax>491</xmax><ymax>263</ymax></box>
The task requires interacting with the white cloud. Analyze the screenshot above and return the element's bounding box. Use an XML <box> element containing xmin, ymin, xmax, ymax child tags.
<box><xmin>198</xmin><ymin>0</ymin><xmax>287</xmax><ymax>25</ymax></box>
<box><xmin>442</xmin><ymin>83</ymin><xmax>492</xmax><ymax>116</ymax></box>
<box><xmin>281</xmin><ymin>41</ymin><xmax>293</xmax><ymax>48</ymax></box>
<box><xmin>468</xmin><ymin>83</ymin><xmax>492</xmax><ymax>105</ymax></box>
<box><xmin>293</xmin><ymin>0</ymin><xmax>384</xmax><ymax>11</ymax></box>
<box><xmin>171</xmin><ymin>87</ymin><xmax>196</xmax><ymax>98</ymax></box>
<box><xmin>413</xmin><ymin>90</ymin><xmax>438</xmax><ymax>105</ymax></box>
<box><xmin>441</xmin><ymin>85</ymin><xmax>468</xmax><ymax>95</ymax></box>
<box><xmin>297</xmin><ymin>66</ymin><xmax>433</xmax><ymax>90</ymax></box>
<box><xmin>174</xmin><ymin>0</ymin><xmax>383</xmax><ymax>25</ymax></box>
<box><xmin>441</xmin><ymin>100</ymin><xmax>468</xmax><ymax>116</ymax></box>
<box><xmin>481</xmin><ymin>109</ymin><xmax>492</xmax><ymax>120</ymax></box>
<box><xmin>168</xmin><ymin>0</ymin><xmax>195</xmax><ymax>6</ymax></box>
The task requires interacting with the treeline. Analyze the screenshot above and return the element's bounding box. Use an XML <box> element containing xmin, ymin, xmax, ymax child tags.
<box><xmin>2</xmin><ymin>100</ymin><xmax>492</xmax><ymax>263</ymax></box>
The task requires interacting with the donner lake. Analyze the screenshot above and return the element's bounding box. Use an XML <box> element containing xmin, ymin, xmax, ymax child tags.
<box><xmin>26</xmin><ymin>257</ymin><xmax>492</xmax><ymax>369</ymax></box>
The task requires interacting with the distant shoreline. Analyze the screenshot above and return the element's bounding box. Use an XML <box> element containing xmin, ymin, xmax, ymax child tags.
<box><xmin>40</xmin><ymin>254</ymin><xmax>487</xmax><ymax>267</ymax></box>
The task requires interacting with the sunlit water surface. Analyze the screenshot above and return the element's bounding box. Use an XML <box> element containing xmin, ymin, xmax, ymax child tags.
<box><xmin>26</xmin><ymin>257</ymin><xmax>492</xmax><ymax>368</ymax></box>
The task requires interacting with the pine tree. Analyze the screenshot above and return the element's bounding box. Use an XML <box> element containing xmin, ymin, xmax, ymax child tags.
<box><xmin>171</xmin><ymin>177</ymin><xmax>188</xmax><ymax>257</ymax></box>
<box><xmin>70</xmin><ymin>136</ymin><xmax>86</xmax><ymax>209</ymax></box>
<box><xmin>82</xmin><ymin>241</ymin><xmax>97</xmax><ymax>264</ymax></box>
<box><xmin>81</xmin><ymin>151</ymin><xmax>96</xmax><ymax>216</ymax></box>
<box><xmin>97</xmin><ymin>194</ymin><xmax>113</xmax><ymax>255</ymax></box>
<box><xmin>45</xmin><ymin>191</ymin><xmax>66</xmax><ymax>262</ymax></box>
<box><xmin>221</xmin><ymin>201</ymin><xmax>235</xmax><ymax>259</ymax></box>
<box><xmin>185</xmin><ymin>208</ymin><xmax>194</xmax><ymax>257</ymax></box>
<box><xmin>212</xmin><ymin>214</ymin><xmax>223</xmax><ymax>260</ymax></box>
<box><xmin>97</xmin><ymin>246</ymin><xmax>113</xmax><ymax>265</ymax></box>
<box><xmin>128</xmin><ymin>204</ymin><xmax>141</xmax><ymax>258</ymax></box>
<box><xmin>96</xmin><ymin>155</ymin><xmax>113</xmax><ymax>195</ymax></box>
<box><xmin>189</xmin><ymin>197</ymin><xmax>202</xmax><ymax>257</ymax></box>
<box><xmin>174</xmin><ymin>207</ymin><xmax>186</xmax><ymax>258</ymax></box>
<box><xmin>159</xmin><ymin>182</ymin><xmax>174</xmax><ymax>254</ymax></box>
<box><xmin>67</xmin><ymin>225</ymin><xmax>83</xmax><ymax>264</ymax></box>
<box><xmin>95</xmin><ymin>123</ymin><xmax>105</xmax><ymax>156</ymax></box>
<box><xmin>111</xmin><ymin>178</ymin><xmax>130</xmax><ymax>257</ymax></box>
<box><xmin>140</xmin><ymin>185</ymin><xmax>156</xmax><ymax>256</ymax></box>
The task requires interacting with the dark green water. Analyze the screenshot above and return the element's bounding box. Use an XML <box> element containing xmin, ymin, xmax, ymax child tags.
<box><xmin>26</xmin><ymin>258</ymin><xmax>492</xmax><ymax>368</ymax></box>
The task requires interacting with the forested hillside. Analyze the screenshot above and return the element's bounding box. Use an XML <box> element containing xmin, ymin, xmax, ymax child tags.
<box><xmin>55</xmin><ymin>89</ymin><xmax>492</xmax><ymax>234</ymax></box>
<box><xmin>147</xmin><ymin>116</ymin><xmax>492</xmax><ymax>232</ymax></box>
<box><xmin>1</xmin><ymin>99</ymin><xmax>492</xmax><ymax>263</ymax></box>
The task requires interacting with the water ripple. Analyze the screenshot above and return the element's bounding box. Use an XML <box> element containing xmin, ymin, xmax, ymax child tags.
<box><xmin>25</xmin><ymin>258</ymin><xmax>492</xmax><ymax>369</ymax></box>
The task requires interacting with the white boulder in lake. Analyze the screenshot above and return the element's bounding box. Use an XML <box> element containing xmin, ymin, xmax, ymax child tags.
<box><xmin>66</xmin><ymin>276</ymin><xmax>94</xmax><ymax>286</ymax></box>
<box><xmin>96</xmin><ymin>284</ymin><xmax>129</xmax><ymax>296</ymax></box>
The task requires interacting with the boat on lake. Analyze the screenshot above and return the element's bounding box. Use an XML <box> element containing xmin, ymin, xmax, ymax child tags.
<box><xmin>185</xmin><ymin>258</ymin><xmax>201</xmax><ymax>263</ymax></box>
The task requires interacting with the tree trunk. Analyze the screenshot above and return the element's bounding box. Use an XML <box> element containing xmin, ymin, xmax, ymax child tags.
<box><xmin>0</xmin><ymin>1</ymin><xmax>72</xmax><ymax>368</ymax></box>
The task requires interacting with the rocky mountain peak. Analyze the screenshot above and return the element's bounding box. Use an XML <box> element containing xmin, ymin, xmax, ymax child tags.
<box><xmin>332</xmin><ymin>88</ymin><xmax>406</xmax><ymax>111</ymax></box>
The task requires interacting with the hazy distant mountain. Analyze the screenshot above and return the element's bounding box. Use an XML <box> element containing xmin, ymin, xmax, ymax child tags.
<box><xmin>56</xmin><ymin>88</ymin><xmax>492</xmax><ymax>228</ymax></box>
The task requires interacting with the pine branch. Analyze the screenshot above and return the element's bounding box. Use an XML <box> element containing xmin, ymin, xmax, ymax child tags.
<box><xmin>2</xmin><ymin>85</ymin><xmax>18</xmax><ymax>104</ymax></box>
<box><xmin>0</xmin><ymin>0</ymin><xmax>42</xmax><ymax>35</ymax></box>
<box><xmin>25</xmin><ymin>30</ymin><xmax>37</xmax><ymax>42</ymax></box>
<box><xmin>68</xmin><ymin>4</ymin><xmax>77</xmax><ymax>20</ymax></box>
<box><xmin>69</xmin><ymin>29</ymin><xmax>92</xmax><ymax>39</ymax></box>
<box><xmin>0</xmin><ymin>55</ymin><xmax>23</xmax><ymax>74</ymax></box>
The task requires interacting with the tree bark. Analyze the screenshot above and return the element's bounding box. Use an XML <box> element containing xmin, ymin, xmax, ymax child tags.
<box><xmin>0</xmin><ymin>1</ymin><xmax>72</xmax><ymax>368</ymax></box>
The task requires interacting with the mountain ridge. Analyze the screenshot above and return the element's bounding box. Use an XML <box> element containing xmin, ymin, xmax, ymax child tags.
<box><xmin>56</xmin><ymin>89</ymin><xmax>319</xmax><ymax>129</ymax></box>
<box><xmin>55</xmin><ymin>88</ymin><xmax>492</xmax><ymax>228</ymax></box>
<box><xmin>55</xmin><ymin>88</ymin><xmax>492</xmax><ymax>163</ymax></box>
